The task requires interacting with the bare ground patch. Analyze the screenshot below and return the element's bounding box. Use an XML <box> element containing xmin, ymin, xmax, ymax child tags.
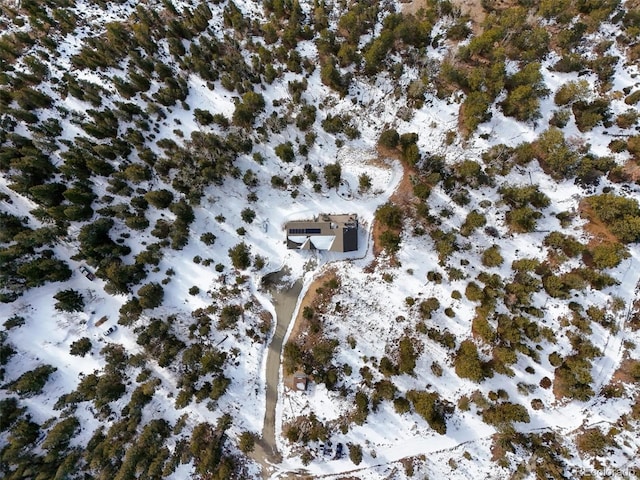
<box><xmin>450</xmin><ymin>0</ymin><xmax>486</xmax><ymax>32</ymax></box>
<box><xmin>629</xmin><ymin>298</ymin><xmax>640</xmax><ymax>331</ymax></box>
<box><xmin>579</xmin><ymin>199</ymin><xmax>620</xmax><ymax>247</ymax></box>
<box><xmin>283</xmin><ymin>268</ymin><xmax>339</xmax><ymax>377</ymax></box>
<box><xmin>609</xmin><ymin>358</ymin><xmax>640</xmax><ymax>386</ymax></box>
<box><xmin>289</xmin><ymin>269</ymin><xmax>338</xmax><ymax>342</ymax></box>
<box><xmin>371</xmin><ymin>146</ymin><xmax>417</xmax><ymax>258</ymax></box>
<box><xmin>622</xmin><ymin>159</ymin><xmax>640</xmax><ymax>182</ymax></box>
<box><xmin>400</xmin><ymin>0</ymin><xmax>427</xmax><ymax>16</ymax></box>
<box><xmin>401</xmin><ymin>0</ymin><xmax>486</xmax><ymax>29</ymax></box>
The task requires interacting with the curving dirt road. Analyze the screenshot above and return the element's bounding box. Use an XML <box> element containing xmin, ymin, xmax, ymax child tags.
<box><xmin>251</xmin><ymin>273</ymin><xmax>303</xmax><ymax>477</ymax></box>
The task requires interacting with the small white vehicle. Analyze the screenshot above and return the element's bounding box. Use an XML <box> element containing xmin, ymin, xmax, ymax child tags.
<box><xmin>79</xmin><ymin>265</ymin><xmax>96</xmax><ymax>280</ymax></box>
<box><xmin>103</xmin><ymin>325</ymin><xmax>117</xmax><ymax>336</ymax></box>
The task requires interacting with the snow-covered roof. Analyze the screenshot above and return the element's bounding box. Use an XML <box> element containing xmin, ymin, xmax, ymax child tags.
<box><xmin>308</xmin><ymin>235</ymin><xmax>335</xmax><ymax>250</ymax></box>
<box><xmin>288</xmin><ymin>235</ymin><xmax>310</xmax><ymax>245</ymax></box>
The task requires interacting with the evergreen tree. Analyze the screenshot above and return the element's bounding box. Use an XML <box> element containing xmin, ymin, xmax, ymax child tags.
<box><xmin>228</xmin><ymin>242</ymin><xmax>251</xmax><ymax>270</ymax></box>
<box><xmin>137</xmin><ymin>283</ymin><xmax>164</xmax><ymax>310</ymax></box>
<box><xmin>54</xmin><ymin>289</ymin><xmax>84</xmax><ymax>312</ymax></box>
<box><xmin>454</xmin><ymin>340</ymin><xmax>486</xmax><ymax>383</ymax></box>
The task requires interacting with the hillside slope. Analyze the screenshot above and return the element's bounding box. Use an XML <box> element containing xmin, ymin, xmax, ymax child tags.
<box><xmin>1</xmin><ymin>0</ymin><xmax>640</xmax><ymax>479</ymax></box>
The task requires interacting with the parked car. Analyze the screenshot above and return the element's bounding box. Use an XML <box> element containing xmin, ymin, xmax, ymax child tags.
<box><xmin>103</xmin><ymin>325</ymin><xmax>117</xmax><ymax>336</ymax></box>
<box><xmin>335</xmin><ymin>443</ymin><xmax>344</xmax><ymax>459</ymax></box>
<box><xmin>322</xmin><ymin>442</ymin><xmax>333</xmax><ymax>457</ymax></box>
<box><xmin>79</xmin><ymin>265</ymin><xmax>95</xmax><ymax>280</ymax></box>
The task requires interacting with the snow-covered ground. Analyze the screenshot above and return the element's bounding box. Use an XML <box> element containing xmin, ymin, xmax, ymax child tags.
<box><xmin>1</xmin><ymin>0</ymin><xmax>640</xmax><ymax>479</ymax></box>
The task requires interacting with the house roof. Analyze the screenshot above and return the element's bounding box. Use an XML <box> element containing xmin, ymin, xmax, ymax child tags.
<box><xmin>308</xmin><ymin>235</ymin><xmax>335</xmax><ymax>250</ymax></box>
<box><xmin>285</xmin><ymin>214</ymin><xmax>358</xmax><ymax>252</ymax></box>
<box><xmin>288</xmin><ymin>235</ymin><xmax>310</xmax><ymax>244</ymax></box>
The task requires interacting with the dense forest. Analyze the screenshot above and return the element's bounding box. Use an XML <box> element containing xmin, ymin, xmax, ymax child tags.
<box><xmin>1</xmin><ymin>0</ymin><xmax>640</xmax><ymax>478</ymax></box>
